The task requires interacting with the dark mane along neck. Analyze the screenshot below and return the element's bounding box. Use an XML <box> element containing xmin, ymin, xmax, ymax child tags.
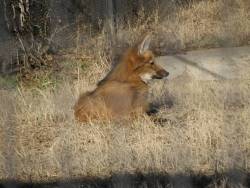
<box><xmin>97</xmin><ymin>48</ymin><xmax>138</xmax><ymax>86</ymax></box>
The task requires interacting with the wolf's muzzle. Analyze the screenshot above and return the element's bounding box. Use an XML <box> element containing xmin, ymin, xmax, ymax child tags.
<box><xmin>153</xmin><ymin>70</ymin><xmax>169</xmax><ymax>79</ymax></box>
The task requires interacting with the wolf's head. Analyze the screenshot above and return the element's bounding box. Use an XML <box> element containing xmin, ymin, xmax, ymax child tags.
<box><xmin>97</xmin><ymin>35</ymin><xmax>169</xmax><ymax>86</ymax></box>
<box><xmin>129</xmin><ymin>35</ymin><xmax>169</xmax><ymax>83</ymax></box>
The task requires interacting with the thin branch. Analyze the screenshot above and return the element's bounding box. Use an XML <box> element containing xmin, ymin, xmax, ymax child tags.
<box><xmin>3</xmin><ymin>0</ymin><xmax>10</xmax><ymax>30</ymax></box>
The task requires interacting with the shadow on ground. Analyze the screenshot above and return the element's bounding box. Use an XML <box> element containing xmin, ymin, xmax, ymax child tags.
<box><xmin>0</xmin><ymin>170</ymin><xmax>249</xmax><ymax>188</ymax></box>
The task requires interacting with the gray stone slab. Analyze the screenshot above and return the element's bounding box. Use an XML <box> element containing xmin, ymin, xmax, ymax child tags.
<box><xmin>156</xmin><ymin>46</ymin><xmax>250</xmax><ymax>80</ymax></box>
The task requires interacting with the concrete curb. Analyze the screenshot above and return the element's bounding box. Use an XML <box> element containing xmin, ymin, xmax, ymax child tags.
<box><xmin>156</xmin><ymin>46</ymin><xmax>250</xmax><ymax>80</ymax></box>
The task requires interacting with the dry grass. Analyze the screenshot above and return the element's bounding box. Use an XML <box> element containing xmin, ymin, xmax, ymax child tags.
<box><xmin>0</xmin><ymin>73</ymin><xmax>250</xmax><ymax>182</ymax></box>
<box><xmin>0</xmin><ymin>0</ymin><xmax>250</xmax><ymax>186</ymax></box>
<box><xmin>101</xmin><ymin>0</ymin><xmax>250</xmax><ymax>55</ymax></box>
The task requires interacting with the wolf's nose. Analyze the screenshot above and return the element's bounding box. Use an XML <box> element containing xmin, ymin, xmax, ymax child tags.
<box><xmin>158</xmin><ymin>70</ymin><xmax>169</xmax><ymax>77</ymax></box>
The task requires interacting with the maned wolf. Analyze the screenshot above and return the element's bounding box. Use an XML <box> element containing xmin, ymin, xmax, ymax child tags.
<box><xmin>74</xmin><ymin>35</ymin><xmax>169</xmax><ymax>122</ymax></box>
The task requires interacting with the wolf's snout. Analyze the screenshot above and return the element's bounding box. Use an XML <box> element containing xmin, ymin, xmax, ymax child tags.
<box><xmin>153</xmin><ymin>69</ymin><xmax>169</xmax><ymax>79</ymax></box>
<box><xmin>160</xmin><ymin>70</ymin><xmax>169</xmax><ymax>77</ymax></box>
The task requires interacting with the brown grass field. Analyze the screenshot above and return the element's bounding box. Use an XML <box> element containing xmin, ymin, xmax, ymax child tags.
<box><xmin>0</xmin><ymin>0</ymin><xmax>250</xmax><ymax>187</ymax></box>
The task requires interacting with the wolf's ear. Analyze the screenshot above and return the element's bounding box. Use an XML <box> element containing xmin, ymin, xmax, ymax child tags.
<box><xmin>138</xmin><ymin>35</ymin><xmax>151</xmax><ymax>55</ymax></box>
